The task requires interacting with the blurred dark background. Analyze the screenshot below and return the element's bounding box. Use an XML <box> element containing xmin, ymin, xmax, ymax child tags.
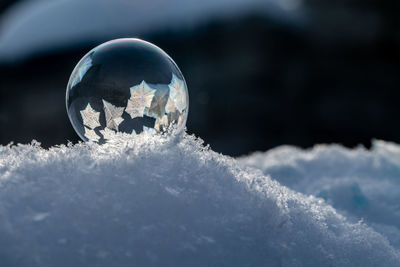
<box><xmin>0</xmin><ymin>0</ymin><xmax>399</xmax><ymax>156</ymax></box>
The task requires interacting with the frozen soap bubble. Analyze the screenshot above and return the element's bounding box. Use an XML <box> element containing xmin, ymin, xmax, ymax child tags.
<box><xmin>66</xmin><ymin>38</ymin><xmax>189</xmax><ymax>142</ymax></box>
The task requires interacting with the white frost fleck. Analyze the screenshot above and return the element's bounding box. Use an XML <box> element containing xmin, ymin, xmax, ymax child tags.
<box><xmin>32</xmin><ymin>212</ymin><xmax>50</xmax><ymax>222</ymax></box>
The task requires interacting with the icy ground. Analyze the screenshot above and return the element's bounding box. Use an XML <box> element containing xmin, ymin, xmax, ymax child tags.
<box><xmin>0</xmin><ymin>134</ymin><xmax>399</xmax><ymax>266</ymax></box>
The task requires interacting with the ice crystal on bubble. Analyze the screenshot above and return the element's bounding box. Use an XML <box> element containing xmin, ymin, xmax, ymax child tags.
<box><xmin>83</xmin><ymin>127</ymin><xmax>100</xmax><ymax>142</ymax></box>
<box><xmin>102</xmin><ymin>100</ymin><xmax>124</xmax><ymax>131</ymax></box>
<box><xmin>80</xmin><ymin>103</ymin><xmax>100</xmax><ymax>130</ymax></box>
<box><xmin>167</xmin><ymin>74</ymin><xmax>187</xmax><ymax>113</ymax></box>
<box><xmin>126</xmin><ymin>81</ymin><xmax>156</xmax><ymax>119</ymax></box>
<box><xmin>100</xmin><ymin>127</ymin><xmax>117</xmax><ymax>140</ymax></box>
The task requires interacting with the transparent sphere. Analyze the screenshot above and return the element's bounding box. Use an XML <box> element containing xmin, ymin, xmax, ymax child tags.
<box><xmin>66</xmin><ymin>38</ymin><xmax>189</xmax><ymax>142</ymax></box>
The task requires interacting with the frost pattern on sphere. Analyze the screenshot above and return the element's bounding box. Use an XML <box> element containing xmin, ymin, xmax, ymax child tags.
<box><xmin>167</xmin><ymin>74</ymin><xmax>187</xmax><ymax>113</ymax></box>
<box><xmin>102</xmin><ymin>100</ymin><xmax>124</xmax><ymax>131</ymax></box>
<box><xmin>66</xmin><ymin>38</ymin><xmax>189</xmax><ymax>142</ymax></box>
<box><xmin>126</xmin><ymin>81</ymin><xmax>156</xmax><ymax>119</ymax></box>
<box><xmin>80</xmin><ymin>103</ymin><xmax>100</xmax><ymax>130</ymax></box>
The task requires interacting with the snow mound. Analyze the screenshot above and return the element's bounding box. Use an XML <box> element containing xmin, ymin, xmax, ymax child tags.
<box><xmin>0</xmin><ymin>134</ymin><xmax>399</xmax><ymax>266</ymax></box>
<box><xmin>239</xmin><ymin>140</ymin><xmax>400</xmax><ymax>251</ymax></box>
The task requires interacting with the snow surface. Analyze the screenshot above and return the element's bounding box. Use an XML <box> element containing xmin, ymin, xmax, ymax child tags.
<box><xmin>239</xmin><ymin>140</ymin><xmax>400</xmax><ymax>252</ymax></box>
<box><xmin>0</xmin><ymin>133</ymin><xmax>399</xmax><ymax>266</ymax></box>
